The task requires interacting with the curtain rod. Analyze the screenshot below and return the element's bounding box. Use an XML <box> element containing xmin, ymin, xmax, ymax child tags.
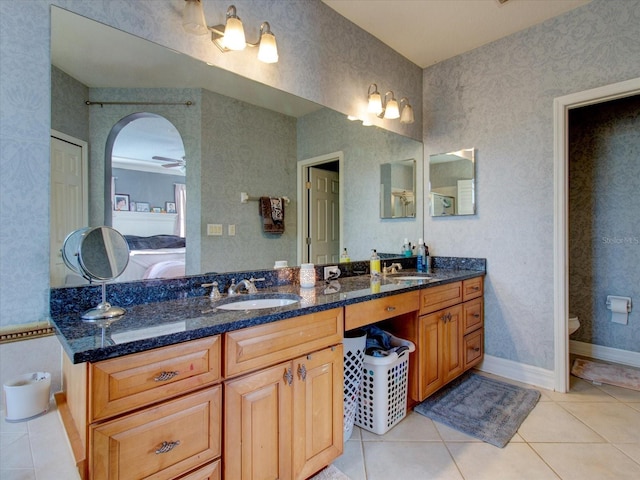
<box><xmin>85</xmin><ymin>100</ymin><xmax>193</xmax><ymax>107</ymax></box>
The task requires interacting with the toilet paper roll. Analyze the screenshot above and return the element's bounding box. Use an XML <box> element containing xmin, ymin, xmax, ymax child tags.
<box><xmin>609</xmin><ymin>297</ymin><xmax>629</xmax><ymax>325</ymax></box>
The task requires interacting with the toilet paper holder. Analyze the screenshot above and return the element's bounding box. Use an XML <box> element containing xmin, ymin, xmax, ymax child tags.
<box><xmin>606</xmin><ymin>295</ymin><xmax>632</xmax><ymax>312</ymax></box>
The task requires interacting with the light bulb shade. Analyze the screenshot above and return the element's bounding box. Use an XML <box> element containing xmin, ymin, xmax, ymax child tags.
<box><xmin>224</xmin><ymin>16</ymin><xmax>246</xmax><ymax>50</ymax></box>
<box><xmin>183</xmin><ymin>0</ymin><xmax>208</xmax><ymax>35</ymax></box>
<box><xmin>400</xmin><ymin>103</ymin><xmax>415</xmax><ymax>124</ymax></box>
<box><xmin>258</xmin><ymin>31</ymin><xmax>278</xmax><ymax>63</ymax></box>
<box><xmin>367</xmin><ymin>84</ymin><xmax>383</xmax><ymax>115</ymax></box>
<box><xmin>384</xmin><ymin>98</ymin><xmax>400</xmax><ymax>119</ymax></box>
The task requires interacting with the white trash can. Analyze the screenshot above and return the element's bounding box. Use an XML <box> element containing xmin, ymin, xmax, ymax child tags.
<box><xmin>3</xmin><ymin>372</ymin><xmax>51</xmax><ymax>422</ymax></box>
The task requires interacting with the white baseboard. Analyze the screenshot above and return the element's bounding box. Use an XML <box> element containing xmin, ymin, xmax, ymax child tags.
<box><xmin>477</xmin><ymin>354</ymin><xmax>555</xmax><ymax>391</ymax></box>
<box><xmin>570</xmin><ymin>340</ymin><xmax>640</xmax><ymax>368</ymax></box>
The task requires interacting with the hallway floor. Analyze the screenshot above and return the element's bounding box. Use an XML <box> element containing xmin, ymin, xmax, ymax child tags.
<box><xmin>2</xmin><ymin>372</ymin><xmax>639</xmax><ymax>479</ymax></box>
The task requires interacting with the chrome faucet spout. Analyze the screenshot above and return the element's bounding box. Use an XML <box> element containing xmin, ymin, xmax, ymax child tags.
<box><xmin>228</xmin><ymin>278</ymin><xmax>258</xmax><ymax>295</ymax></box>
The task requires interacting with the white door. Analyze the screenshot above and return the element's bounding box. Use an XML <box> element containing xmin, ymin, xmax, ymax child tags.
<box><xmin>308</xmin><ymin>167</ymin><xmax>340</xmax><ymax>264</ymax></box>
<box><xmin>50</xmin><ymin>133</ymin><xmax>88</xmax><ymax>286</ymax></box>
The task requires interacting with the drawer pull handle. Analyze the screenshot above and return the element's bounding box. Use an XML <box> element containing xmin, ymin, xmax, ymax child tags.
<box><xmin>298</xmin><ymin>364</ymin><xmax>307</xmax><ymax>381</ymax></box>
<box><xmin>154</xmin><ymin>371</ymin><xmax>179</xmax><ymax>382</ymax></box>
<box><xmin>473</xmin><ymin>313</ymin><xmax>481</xmax><ymax>318</ymax></box>
<box><xmin>472</xmin><ymin>286</ymin><xmax>480</xmax><ymax>291</ymax></box>
<box><xmin>283</xmin><ymin>368</ymin><xmax>293</xmax><ymax>385</ymax></box>
<box><xmin>386</xmin><ymin>306</ymin><xmax>396</xmax><ymax>312</ymax></box>
<box><xmin>155</xmin><ymin>440</ymin><xmax>180</xmax><ymax>454</ymax></box>
<box><xmin>470</xmin><ymin>346</ymin><xmax>481</xmax><ymax>352</ymax></box>
<box><xmin>442</xmin><ymin>312</ymin><xmax>452</xmax><ymax>323</ymax></box>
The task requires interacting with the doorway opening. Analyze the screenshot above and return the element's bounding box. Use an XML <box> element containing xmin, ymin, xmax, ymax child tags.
<box><xmin>553</xmin><ymin>77</ymin><xmax>640</xmax><ymax>393</ymax></box>
<box><xmin>297</xmin><ymin>152</ymin><xmax>344</xmax><ymax>265</ymax></box>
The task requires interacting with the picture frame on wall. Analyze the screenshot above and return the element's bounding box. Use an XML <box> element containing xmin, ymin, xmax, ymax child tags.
<box><xmin>166</xmin><ymin>202</ymin><xmax>176</xmax><ymax>214</ymax></box>
<box><xmin>114</xmin><ymin>194</ymin><xmax>129</xmax><ymax>211</ymax></box>
<box><xmin>136</xmin><ymin>202</ymin><xmax>150</xmax><ymax>212</ymax></box>
<box><xmin>152</xmin><ymin>207</ymin><xmax>162</xmax><ymax>213</ymax></box>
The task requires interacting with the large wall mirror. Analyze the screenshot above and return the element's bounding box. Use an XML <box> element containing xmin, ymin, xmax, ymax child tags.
<box><xmin>429</xmin><ymin>148</ymin><xmax>476</xmax><ymax>217</ymax></box>
<box><xmin>50</xmin><ymin>7</ymin><xmax>423</xmax><ymax>287</ymax></box>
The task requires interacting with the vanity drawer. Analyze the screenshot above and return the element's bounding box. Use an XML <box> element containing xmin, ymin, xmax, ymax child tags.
<box><xmin>90</xmin><ymin>385</ymin><xmax>221</xmax><ymax>480</ymax></box>
<box><xmin>345</xmin><ymin>291</ymin><xmax>419</xmax><ymax>330</ymax></box>
<box><xmin>224</xmin><ymin>308</ymin><xmax>343</xmax><ymax>378</ymax></box>
<box><xmin>463</xmin><ymin>297</ymin><xmax>484</xmax><ymax>335</ymax></box>
<box><xmin>420</xmin><ymin>282</ymin><xmax>462</xmax><ymax>315</ymax></box>
<box><xmin>179</xmin><ymin>460</ymin><xmax>221</xmax><ymax>480</ymax></box>
<box><xmin>463</xmin><ymin>330</ymin><xmax>483</xmax><ymax>369</ymax></box>
<box><xmin>462</xmin><ymin>276</ymin><xmax>483</xmax><ymax>302</ymax></box>
<box><xmin>90</xmin><ymin>336</ymin><xmax>221</xmax><ymax>422</ymax></box>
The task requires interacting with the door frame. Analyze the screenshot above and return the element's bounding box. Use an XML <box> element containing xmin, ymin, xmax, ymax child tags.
<box><xmin>553</xmin><ymin>77</ymin><xmax>640</xmax><ymax>392</ymax></box>
<box><xmin>297</xmin><ymin>152</ymin><xmax>344</xmax><ymax>265</ymax></box>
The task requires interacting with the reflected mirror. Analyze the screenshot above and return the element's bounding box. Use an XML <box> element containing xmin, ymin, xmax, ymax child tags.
<box><xmin>50</xmin><ymin>7</ymin><xmax>423</xmax><ymax>287</ymax></box>
<box><xmin>380</xmin><ymin>159</ymin><xmax>416</xmax><ymax>218</ymax></box>
<box><xmin>429</xmin><ymin>148</ymin><xmax>475</xmax><ymax>217</ymax></box>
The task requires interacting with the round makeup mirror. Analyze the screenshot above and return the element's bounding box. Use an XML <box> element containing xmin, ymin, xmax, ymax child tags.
<box><xmin>62</xmin><ymin>226</ymin><xmax>130</xmax><ymax>320</ymax></box>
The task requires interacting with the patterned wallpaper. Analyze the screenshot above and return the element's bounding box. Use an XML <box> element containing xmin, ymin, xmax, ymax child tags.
<box><xmin>569</xmin><ymin>95</ymin><xmax>640</xmax><ymax>351</ymax></box>
<box><xmin>423</xmin><ymin>0</ymin><xmax>640</xmax><ymax>369</ymax></box>
<box><xmin>50</xmin><ymin>66</ymin><xmax>88</xmax><ymax>141</ymax></box>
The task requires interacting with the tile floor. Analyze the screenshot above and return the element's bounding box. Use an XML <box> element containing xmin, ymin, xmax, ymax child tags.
<box><xmin>2</xmin><ymin>372</ymin><xmax>639</xmax><ymax>479</ymax></box>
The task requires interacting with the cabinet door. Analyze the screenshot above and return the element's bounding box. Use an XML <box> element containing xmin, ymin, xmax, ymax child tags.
<box><xmin>418</xmin><ymin>312</ymin><xmax>443</xmax><ymax>399</ymax></box>
<box><xmin>292</xmin><ymin>346</ymin><xmax>344</xmax><ymax>480</ymax></box>
<box><xmin>442</xmin><ymin>305</ymin><xmax>464</xmax><ymax>383</ymax></box>
<box><xmin>224</xmin><ymin>362</ymin><xmax>293</xmax><ymax>480</ymax></box>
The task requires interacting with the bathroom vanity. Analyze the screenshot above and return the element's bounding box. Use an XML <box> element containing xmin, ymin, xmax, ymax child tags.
<box><xmin>50</xmin><ymin>258</ymin><xmax>485</xmax><ymax>480</ymax></box>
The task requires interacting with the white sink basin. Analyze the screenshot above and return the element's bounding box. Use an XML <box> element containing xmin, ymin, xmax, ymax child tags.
<box><xmin>216</xmin><ymin>294</ymin><xmax>301</xmax><ymax>311</ymax></box>
<box><xmin>390</xmin><ymin>276</ymin><xmax>432</xmax><ymax>281</ymax></box>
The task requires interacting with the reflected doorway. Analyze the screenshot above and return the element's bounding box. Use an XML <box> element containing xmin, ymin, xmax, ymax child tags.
<box><xmin>298</xmin><ymin>152</ymin><xmax>344</xmax><ymax>265</ymax></box>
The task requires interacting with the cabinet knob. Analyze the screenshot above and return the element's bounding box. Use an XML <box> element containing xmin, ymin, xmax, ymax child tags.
<box><xmin>155</xmin><ymin>440</ymin><xmax>180</xmax><ymax>454</ymax></box>
<box><xmin>154</xmin><ymin>371</ymin><xmax>179</xmax><ymax>382</ymax></box>
<box><xmin>386</xmin><ymin>306</ymin><xmax>396</xmax><ymax>312</ymax></box>
<box><xmin>298</xmin><ymin>364</ymin><xmax>307</xmax><ymax>381</ymax></box>
<box><xmin>283</xmin><ymin>368</ymin><xmax>293</xmax><ymax>385</ymax></box>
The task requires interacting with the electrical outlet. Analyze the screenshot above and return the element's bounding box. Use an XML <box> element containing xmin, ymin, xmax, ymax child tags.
<box><xmin>324</xmin><ymin>265</ymin><xmax>340</xmax><ymax>281</ymax></box>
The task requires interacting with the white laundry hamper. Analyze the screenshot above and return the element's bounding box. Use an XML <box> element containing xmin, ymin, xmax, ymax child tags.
<box><xmin>3</xmin><ymin>372</ymin><xmax>51</xmax><ymax>422</ymax></box>
<box><xmin>343</xmin><ymin>329</ymin><xmax>367</xmax><ymax>441</ymax></box>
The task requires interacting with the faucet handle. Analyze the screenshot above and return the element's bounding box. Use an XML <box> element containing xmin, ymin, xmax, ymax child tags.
<box><xmin>201</xmin><ymin>282</ymin><xmax>222</xmax><ymax>300</ymax></box>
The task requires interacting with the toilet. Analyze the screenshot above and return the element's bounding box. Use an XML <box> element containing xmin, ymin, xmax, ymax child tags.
<box><xmin>569</xmin><ymin>313</ymin><xmax>580</xmax><ymax>335</ymax></box>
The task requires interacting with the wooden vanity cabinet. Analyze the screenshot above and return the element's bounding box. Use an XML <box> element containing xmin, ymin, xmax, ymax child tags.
<box><xmin>224</xmin><ymin>308</ymin><xmax>344</xmax><ymax>480</ymax></box>
<box><xmin>59</xmin><ymin>336</ymin><xmax>222</xmax><ymax>480</ymax></box>
<box><xmin>388</xmin><ymin>277</ymin><xmax>484</xmax><ymax>403</ymax></box>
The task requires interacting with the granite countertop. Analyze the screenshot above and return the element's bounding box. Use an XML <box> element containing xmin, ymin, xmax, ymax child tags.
<box><xmin>51</xmin><ymin>266</ymin><xmax>484</xmax><ymax>364</ymax></box>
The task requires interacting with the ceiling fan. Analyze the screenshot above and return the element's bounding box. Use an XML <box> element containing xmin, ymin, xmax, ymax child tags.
<box><xmin>152</xmin><ymin>155</ymin><xmax>186</xmax><ymax>168</ymax></box>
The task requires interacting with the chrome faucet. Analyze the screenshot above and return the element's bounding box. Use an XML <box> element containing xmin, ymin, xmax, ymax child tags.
<box><xmin>228</xmin><ymin>277</ymin><xmax>263</xmax><ymax>295</ymax></box>
<box><xmin>382</xmin><ymin>263</ymin><xmax>403</xmax><ymax>276</ymax></box>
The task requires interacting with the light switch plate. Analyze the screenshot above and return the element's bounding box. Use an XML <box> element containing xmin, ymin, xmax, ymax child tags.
<box><xmin>207</xmin><ymin>224</ymin><xmax>223</xmax><ymax>236</ymax></box>
<box><xmin>228</xmin><ymin>224</ymin><xmax>236</xmax><ymax>236</ymax></box>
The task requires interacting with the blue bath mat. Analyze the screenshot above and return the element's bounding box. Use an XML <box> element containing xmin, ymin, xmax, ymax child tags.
<box><xmin>414</xmin><ymin>372</ymin><xmax>540</xmax><ymax>447</ymax></box>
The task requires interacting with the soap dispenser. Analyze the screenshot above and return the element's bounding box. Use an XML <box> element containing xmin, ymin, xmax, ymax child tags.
<box><xmin>340</xmin><ymin>248</ymin><xmax>351</xmax><ymax>263</ymax></box>
<box><xmin>370</xmin><ymin>249</ymin><xmax>381</xmax><ymax>276</ymax></box>
<box><xmin>402</xmin><ymin>238</ymin><xmax>412</xmax><ymax>257</ymax></box>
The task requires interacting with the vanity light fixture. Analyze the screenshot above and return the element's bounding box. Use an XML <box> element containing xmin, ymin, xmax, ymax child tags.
<box><xmin>182</xmin><ymin>1</ymin><xmax>278</xmax><ymax>63</ymax></box>
<box><xmin>366</xmin><ymin>84</ymin><xmax>414</xmax><ymax>124</ymax></box>
<box><xmin>399</xmin><ymin>97</ymin><xmax>415</xmax><ymax>124</ymax></box>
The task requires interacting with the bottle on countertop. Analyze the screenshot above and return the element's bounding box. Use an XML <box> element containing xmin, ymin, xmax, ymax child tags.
<box><xmin>402</xmin><ymin>238</ymin><xmax>412</xmax><ymax>257</ymax></box>
<box><xmin>340</xmin><ymin>248</ymin><xmax>351</xmax><ymax>263</ymax></box>
<box><xmin>370</xmin><ymin>249</ymin><xmax>381</xmax><ymax>276</ymax></box>
<box><xmin>424</xmin><ymin>244</ymin><xmax>431</xmax><ymax>273</ymax></box>
<box><xmin>417</xmin><ymin>238</ymin><xmax>426</xmax><ymax>273</ymax></box>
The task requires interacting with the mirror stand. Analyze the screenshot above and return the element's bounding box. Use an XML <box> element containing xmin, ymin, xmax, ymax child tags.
<box><xmin>82</xmin><ymin>282</ymin><xmax>126</xmax><ymax>320</ymax></box>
